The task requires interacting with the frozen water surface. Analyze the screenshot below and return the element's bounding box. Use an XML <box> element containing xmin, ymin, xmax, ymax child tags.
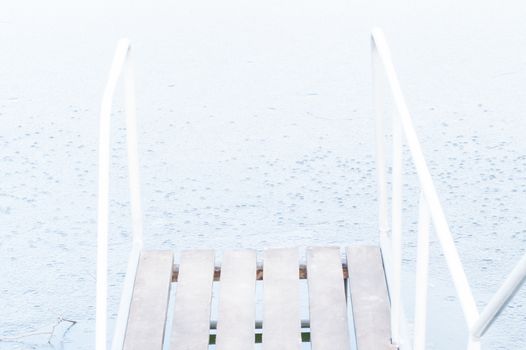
<box><xmin>1</xmin><ymin>0</ymin><xmax>526</xmax><ymax>348</ymax></box>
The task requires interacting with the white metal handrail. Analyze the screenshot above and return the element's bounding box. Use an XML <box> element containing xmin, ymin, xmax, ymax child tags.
<box><xmin>96</xmin><ymin>39</ymin><xmax>144</xmax><ymax>350</ymax></box>
<box><xmin>93</xmin><ymin>33</ymin><xmax>526</xmax><ymax>350</ymax></box>
<box><xmin>372</xmin><ymin>27</ymin><xmax>526</xmax><ymax>350</ymax></box>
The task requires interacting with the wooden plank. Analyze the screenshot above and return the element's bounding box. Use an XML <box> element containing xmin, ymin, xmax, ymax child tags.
<box><xmin>123</xmin><ymin>250</ymin><xmax>173</xmax><ymax>350</ymax></box>
<box><xmin>262</xmin><ymin>248</ymin><xmax>301</xmax><ymax>350</ymax></box>
<box><xmin>215</xmin><ymin>250</ymin><xmax>257</xmax><ymax>350</ymax></box>
<box><xmin>171</xmin><ymin>250</ymin><xmax>215</xmax><ymax>350</ymax></box>
<box><xmin>346</xmin><ymin>246</ymin><xmax>392</xmax><ymax>350</ymax></box>
<box><xmin>307</xmin><ymin>247</ymin><xmax>351</xmax><ymax>350</ymax></box>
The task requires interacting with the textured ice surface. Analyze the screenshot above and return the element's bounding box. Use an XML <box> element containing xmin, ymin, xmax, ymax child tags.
<box><xmin>1</xmin><ymin>0</ymin><xmax>526</xmax><ymax>348</ymax></box>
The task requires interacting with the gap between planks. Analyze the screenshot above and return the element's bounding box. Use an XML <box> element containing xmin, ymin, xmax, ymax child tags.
<box><xmin>171</xmin><ymin>263</ymin><xmax>349</xmax><ymax>282</ymax></box>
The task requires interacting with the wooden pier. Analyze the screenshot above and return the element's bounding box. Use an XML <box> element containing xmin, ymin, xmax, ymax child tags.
<box><xmin>121</xmin><ymin>245</ymin><xmax>393</xmax><ymax>350</ymax></box>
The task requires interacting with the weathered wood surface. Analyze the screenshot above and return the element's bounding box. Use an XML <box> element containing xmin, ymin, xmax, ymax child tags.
<box><xmin>306</xmin><ymin>247</ymin><xmax>351</xmax><ymax>350</ymax></box>
<box><xmin>123</xmin><ymin>250</ymin><xmax>173</xmax><ymax>350</ymax></box>
<box><xmin>121</xmin><ymin>246</ymin><xmax>391</xmax><ymax>350</ymax></box>
<box><xmin>262</xmin><ymin>248</ymin><xmax>301</xmax><ymax>350</ymax></box>
<box><xmin>347</xmin><ymin>246</ymin><xmax>393</xmax><ymax>350</ymax></box>
<box><xmin>171</xmin><ymin>250</ymin><xmax>215</xmax><ymax>350</ymax></box>
<box><xmin>215</xmin><ymin>250</ymin><xmax>257</xmax><ymax>350</ymax></box>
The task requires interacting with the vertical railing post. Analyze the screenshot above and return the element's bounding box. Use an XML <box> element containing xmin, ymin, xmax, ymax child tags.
<box><xmin>96</xmin><ymin>39</ymin><xmax>144</xmax><ymax>350</ymax></box>
<box><xmin>112</xmin><ymin>50</ymin><xmax>145</xmax><ymax>346</ymax></box>
<box><xmin>414</xmin><ymin>191</ymin><xmax>430</xmax><ymax>350</ymax></box>
<box><xmin>391</xmin><ymin>109</ymin><xmax>403</xmax><ymax>345</ymax></box>
<box><xmin>96</xmin><ymin>40</ymin><xmax>129</xmax><ymax>350</ymax></box>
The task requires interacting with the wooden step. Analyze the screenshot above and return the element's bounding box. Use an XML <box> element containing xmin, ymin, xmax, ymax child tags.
<box><xmin>120</xmin><ymin>246</ymin><xmax>392</xmax><ymax>350</ymax></box>
<box><xmin>123</xmin><ymin>250</ymin><xmax>173</xmax><ymax>350</ymax></box>
<box><xmin>170</xmin><ymin>250</ymin><xmax>215</xmax><ymax>350</ymax></box>
<box><xmin>347</xmin><ymin>245</ymin><xmax>393</xmax><ymax>350</ymax></box>
<box><xmin>307</xmin><ymin>247</ymin><xmax>351</xmax><ymax>350</ymax></box>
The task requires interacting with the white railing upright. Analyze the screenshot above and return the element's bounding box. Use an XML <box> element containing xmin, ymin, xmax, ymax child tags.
<box><xmin>96</xmin><ymin>39</ymin><xmax>144</xmax><ymax>350</ymax></box>
<box><xmin>372</xmin><ymin>27</ymin><xmax>526</xmax><ymax>350</ymax></box>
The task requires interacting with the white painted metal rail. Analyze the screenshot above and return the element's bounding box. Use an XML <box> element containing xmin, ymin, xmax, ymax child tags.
<box><xmin>94</xmin><ymin>32</ymin><xmax>526</xmax><ymax>350</ymax></box>
<box><xmin>96</xmin><ymin>39</ymin><xmax>144</xmax><ymax>350</ymax></box>
<box><xmin>372</xmin><ymin>27</ymin><xmax>526</xmax><ymax>350</ymax></box>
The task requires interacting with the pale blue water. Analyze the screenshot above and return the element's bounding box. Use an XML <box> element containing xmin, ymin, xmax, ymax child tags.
<box><xmin>1</xmin><ymin>0</ymin><xmax>525</xmax><ymax>349</ymax></box>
